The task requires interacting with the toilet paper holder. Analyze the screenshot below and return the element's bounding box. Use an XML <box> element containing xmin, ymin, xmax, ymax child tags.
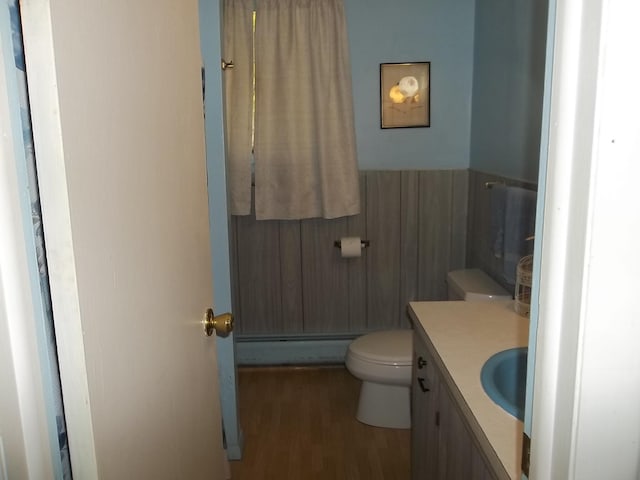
<box><xmin>333</xmin><ymin>239</ymin><xmax>370</xmax><ymax>249</ymax></box>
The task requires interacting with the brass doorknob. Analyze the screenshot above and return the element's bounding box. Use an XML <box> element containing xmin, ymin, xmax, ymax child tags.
<box><xmin>203</xmin><ymin>308</ymin><xmax>234</xmax><ymax>337</ymax></box>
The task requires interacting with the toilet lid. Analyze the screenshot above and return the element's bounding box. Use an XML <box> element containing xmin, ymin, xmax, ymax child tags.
<box><xmin>348</xmin><ymin>330</ymin><xmax>412</xmax><ymax>366</ymax></box>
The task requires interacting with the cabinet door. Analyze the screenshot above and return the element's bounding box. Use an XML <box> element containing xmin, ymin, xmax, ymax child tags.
<box><xmin>437</xmin><ymin>386</ymin><xmax>472</xmax><ymax>480</ymax></box>
<box><xmin>437</xmin><ymin>382</ymin><xmax>498</xmax><ymax>480</ymax></box>
<box><xmin>471</xmin><ymin>444</ymin><xmax>497</xmax><ymax>480</ymax></box>
<box><xmin>411</xmin><ymin>335</ymin><xmax>440</xmax><ymax>479</ymax></box>
<box><xmin>412</xmin><ymin>332</ymin><xmax>498</xmax><ymax>480</ymax></box>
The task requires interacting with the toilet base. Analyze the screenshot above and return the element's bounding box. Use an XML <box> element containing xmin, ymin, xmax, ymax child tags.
<box><xmin>355</xmin><ymin>381</ymin><xmax>410</xmax><ymax>429</ymax></box>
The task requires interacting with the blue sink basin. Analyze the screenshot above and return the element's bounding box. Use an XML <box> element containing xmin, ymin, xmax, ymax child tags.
<box><xmin>480</xmin><ymin>347</ymin><xmax>527</xmax><ymax>421</ymax></box>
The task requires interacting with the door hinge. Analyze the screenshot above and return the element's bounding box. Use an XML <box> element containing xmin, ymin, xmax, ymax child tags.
<box><xmin>521</xmin><ymin>431</ymin><xmax>531</xmax><ymax>477</ymax></box>
<box><xmin>435</xmin><ymin>411</ymin><xmax>440</xmax><ymax>427</ymax></box>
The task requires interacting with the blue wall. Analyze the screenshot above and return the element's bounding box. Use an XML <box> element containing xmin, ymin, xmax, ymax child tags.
<box><xmin>206</xmin><ymin>0</ymin><xmax>546</xmax><ymax>176</ymax></box>
<box><xmin>344</xmin><ymin>0</ymin><xmax>476</xmax><ymax>170</ymax></box>
<box><xmin>469</xmin><ymin>0</ymin><xmax>548</xmax><ymax>182</ymax></box>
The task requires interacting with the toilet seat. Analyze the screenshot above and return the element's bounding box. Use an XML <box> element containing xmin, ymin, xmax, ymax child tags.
<box><xmin>348</xmin><ymin>330</ymin><xmax>412</xmax><ymax>366</ymax></box>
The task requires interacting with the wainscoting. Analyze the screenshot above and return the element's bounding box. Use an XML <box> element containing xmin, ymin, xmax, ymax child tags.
<box><xmin>466</xmin><ymin>170</ymin><xmax>537</xmax><ymax>293</ymax></box>
<box><xmin>230</xmin><ymin>168</ymin><xmax>537</xmax><ymax>364</ymax></box>
<box><xmin>230</xmin><ymin>170</ymin><xmax>469</xmax><ymax>337</ymax></box>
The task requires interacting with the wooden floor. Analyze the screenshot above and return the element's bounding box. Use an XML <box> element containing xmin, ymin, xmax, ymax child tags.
<box><xmin>230</xmin><ymin>366</ymin><xmax>410</xmax><ymax>480</ymax></box>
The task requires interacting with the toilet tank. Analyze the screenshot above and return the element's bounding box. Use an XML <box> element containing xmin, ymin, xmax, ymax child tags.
<box><xmin>446</xmin><ymin>269</ymin><xmax>511</xmax><ymax>301</ymax></box>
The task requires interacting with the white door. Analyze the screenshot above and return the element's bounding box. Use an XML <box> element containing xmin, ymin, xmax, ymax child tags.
<box><xmin>19</xmin><ymin>0</ymin><xmax>229</xmax><ymax>478</ymax></box>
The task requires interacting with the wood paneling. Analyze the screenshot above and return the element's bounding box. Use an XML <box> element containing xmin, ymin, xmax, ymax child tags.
<box><xmin>399</xmin><ymin>171</ymin><xmax>420</xmax><ymax>328</ymax></box>
<box><xmin>466</xmin><ymin>170</ymin><xmax>537</xmax><ymax>293</ymax></box>
<box><xmin>279</xmin><ymin>221</ymin><xmax>304</xmax><ymax>332</ymax></box>
<box><xmin>234</xmin><ymin>215</ymin><xmax>284</xmax><ymax>334</ymax></box>
<box><xmin>366</xmin><ymin>171</ymin><xmax>402</xmax><ymax>329</ymax></box>
<box><xmin>450</xmin><ymin>170</ymin><xmax>469</xmax><ymax>271</ymax></box>
<box><xmin>232</xmin><ymin>170</ymin><xmax>469</xmax><ymax>336</ymax></box>
<box><xmin>301</xmin><ymin>217</ymin><xmax>350</xmax><ymax>332</ymax></box>
<box><xmin>466</xmin><ymin>171</ymin><xmax>502</xmax><ymax>283</ymax></box>
<box><xmin>346</xmin><ymin>173</ymin><xmax>368</xmax><ymax>331</ymax></box>
<box><xmin>418</xmin><ymin>170</ymin><xmax>453</xmax><ymax>300</ymax></box>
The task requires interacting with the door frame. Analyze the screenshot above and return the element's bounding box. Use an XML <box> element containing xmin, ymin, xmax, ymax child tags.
<box><xmin>199</xmin><ymin>0</ymin><xmax>243</xmax><ymax>460</ymax></box>
<box><xmin>1</xmin><ymin>18</ymin><xmax>56</xmax><ymax>477</ymax></box>
<box><xmin>18</xmin><ymin>1</ymin><xmax>112</xmax><ymax>476</ymax></box>
<box><xmin>529</xmin><ymin>0</ymin><xmax>640</xmax><ymax>478</ymax></box>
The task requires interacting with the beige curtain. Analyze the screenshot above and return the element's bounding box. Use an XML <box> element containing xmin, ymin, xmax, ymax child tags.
<box><xmin>223</xmin><ymin>0</ymin><xmax>254</xmax><ymax>215</ymax></box>
<box><xmin>253</xmin><ymin>0</ymin><xmax>360</xmax><ymax>220</ymax></box>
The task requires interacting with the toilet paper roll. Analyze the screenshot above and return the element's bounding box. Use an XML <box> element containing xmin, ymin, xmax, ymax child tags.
<box><xmin>340</xmin><ymin>237</ymin><xmax>362</xmax><ymax>258</ymax></box>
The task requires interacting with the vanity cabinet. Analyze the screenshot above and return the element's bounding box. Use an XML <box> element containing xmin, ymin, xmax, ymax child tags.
<box><xmin>411</xmin><ymin>332</ymin><xmax>498</xmax><ymax>480</ymax></box>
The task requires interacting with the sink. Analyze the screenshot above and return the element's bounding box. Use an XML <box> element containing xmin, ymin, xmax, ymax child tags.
<box><xmin>480</xmin><ymin>347</ymin><xmax>527</xmax><ymax>421</ymax></box>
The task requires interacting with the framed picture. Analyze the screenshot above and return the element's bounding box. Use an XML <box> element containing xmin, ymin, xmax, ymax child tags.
<box><xmin>380</xmin><ymin>62</ymin><xmax>430</xmax><ymax>129</ymax></box>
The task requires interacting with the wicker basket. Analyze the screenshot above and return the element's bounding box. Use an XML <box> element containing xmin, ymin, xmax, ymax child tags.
<box><xmin>514</xmin><ymin>255</ymin><xmax>533</xmax><ymax>317</ymax></box>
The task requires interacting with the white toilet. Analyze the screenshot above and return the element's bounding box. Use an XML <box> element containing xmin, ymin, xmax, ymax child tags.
<box><xmin>446</xmin><ymin>268</ymin><xmax>512</xmax><ymax>301</ymax></box>
<box><xmin>345</xmin><ymin>268</ymin><xmax>511</xmax><ymax>429</ymax></box>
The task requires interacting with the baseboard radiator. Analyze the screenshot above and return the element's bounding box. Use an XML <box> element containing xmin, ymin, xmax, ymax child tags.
<box><xmin>235</xmin><ymin>334</ymin><xmax>361</xmax><ymax>366</ymax></box>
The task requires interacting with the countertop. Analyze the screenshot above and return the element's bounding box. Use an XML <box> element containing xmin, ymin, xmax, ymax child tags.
<box><xmin>408</xmin><ymin>300</ymin><xmax>529</xmax><ymax>480</ymax></box>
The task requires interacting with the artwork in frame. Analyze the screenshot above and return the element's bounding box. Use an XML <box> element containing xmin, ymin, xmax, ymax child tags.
<box><xmin>380</xmin><ymin>62</ymin><xmax>430</xmax><ymax>129</ymax></box>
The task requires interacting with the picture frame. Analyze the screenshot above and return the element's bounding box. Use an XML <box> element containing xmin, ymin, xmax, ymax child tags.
<box><xmin>380</xmin><ymin>62</ymin><xmax>430</xmax><ymax>129</ymax></box>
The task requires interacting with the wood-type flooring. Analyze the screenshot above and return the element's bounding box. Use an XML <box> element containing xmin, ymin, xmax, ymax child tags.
<box><xmin>229</xmin><ymin>366</ymin><xmax>410</xmax><ymax>480</ymax></box>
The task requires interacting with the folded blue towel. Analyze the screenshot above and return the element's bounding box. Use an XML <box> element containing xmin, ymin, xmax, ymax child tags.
<box><xmin>502</xmin><ymin>186</ymin><xmax>536</xmax><ymax>284</ymax></box>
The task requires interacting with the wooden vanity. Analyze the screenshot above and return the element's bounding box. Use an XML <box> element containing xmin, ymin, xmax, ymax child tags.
<box><xmin>408</xmin><ymin>301</ymin><xmax>529</xmax><ymax>480</ymax></box>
